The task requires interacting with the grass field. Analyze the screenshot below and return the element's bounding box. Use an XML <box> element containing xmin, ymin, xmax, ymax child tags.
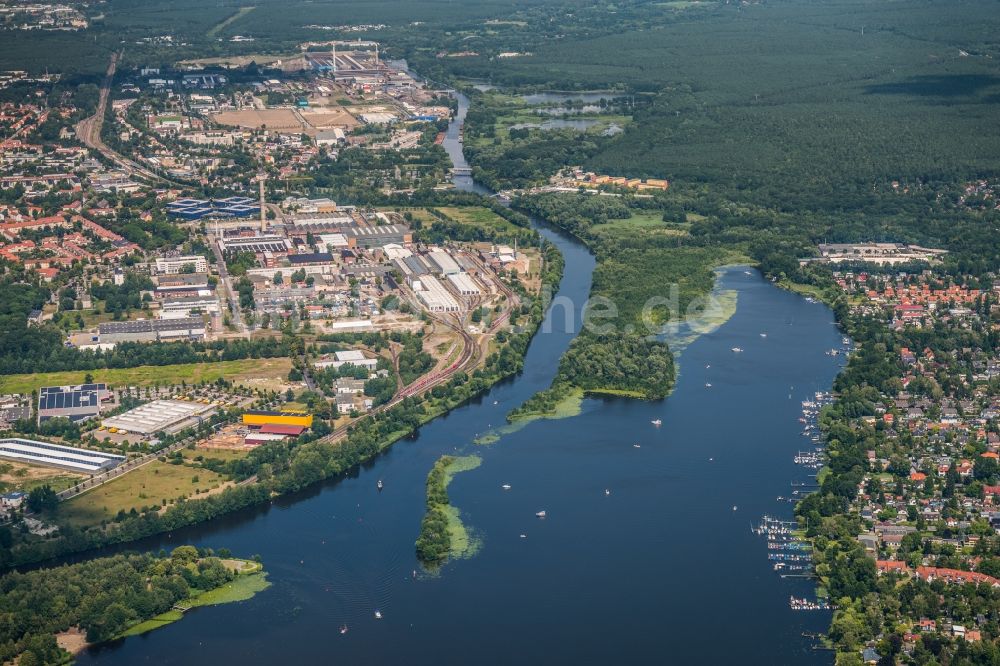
<box><xmin>59</xmin><ymin>461</ymin><xmax>230</xmax><ymax>525</ymax></box>
<box><xmin>0</xmin><ymin>358</ymin><xmax>292</xmax><ymax>394</ymax></box>
<box><xmin>437</xmin><ymin>206</ymin><xmax>524</xmax><ymax>233</ymax></box>
<box><xmin>0</xmin><ymin>461</ymin><xmax>84</xmax><ymax>494</ymax></box>
<box><xmin>593</xmin><ymin>211</ymin><xmax>689</xmax><ymax>233</ymax></box>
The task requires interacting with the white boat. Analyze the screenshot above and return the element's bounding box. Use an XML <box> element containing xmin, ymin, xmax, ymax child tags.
<box><xmin>744</xmin><ymin>270</ymin><xmax>753</xmax><ymax>275</ymax></box>
<box><xmin>604</xmin><ymin>489</ymin><xmax>611</xmax><ymax>496</ymax></box>
<box><xmin>731</xmin><ymin>347</ymin><xmax>743</xmax><ymax>353</ymax></box>
<box><xmin>374</xmin><ymin>610</ymin><xmax>382</xmax><ymax>619</ymax></box>
<box><xmin>633</xmin><ymin>444</ymin><xmax>641</xmax><ymax>449</ymax></box>
<box><xmin>705</xmin><ymin>383</ymin><xmax>712</xmax><ymax>388</ymax></box>
<box><xmin>502</xmin><ymin>484</ymin><xmax>511</xmax><ymax>490</ymax></box>
<box><xmin>732</xmin><ymin>505</ymin><xmax>738</xmax><ymax>511</ymax></box>
<box><xmin>520</xmin><ymin>534</ymin><xmax>527</xmax><ymax>538</ymax></box>
<box><xmin>377</xmin><ymin>479</ymin><xmax>383</xmax><ymax>491</ymax></box>
<box><xmin>651</xmin><ymin>419</ymin><xmax>662</xmax><ymax>426</ymax></box>
<box><xmin>340</xmin><ymin>625</ymin><xmax>348</xmax><ymax>635</ymax></box>
<box><xmin>535</xmin><ymin>510</ymin><xmax>546</xmax><ymax>518</ymax></box>
<box><xmin>760</xmin><ymin>333</ymin><xmax>767</xmax><ymax>338</ymax></box>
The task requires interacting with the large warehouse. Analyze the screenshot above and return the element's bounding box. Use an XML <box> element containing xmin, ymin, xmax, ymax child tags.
<box><xmin>98</xmin><ymin>317</ymin><xmax>206</xmax><ymax>343</ymax></box>
<box><xmin>102</xmin><ymin>399</ymin><xmax>216</xmax><ymax>436</ymax></box>
<box><xmin>0</xmin><ymin>437</ymin><xmax>125</xmax><ymax>473</ymax></box>
<box><xmin>414</xmin><ymin>275</ymin><xmax>459</xmax><ymax>312</ymax></box>
<box><xmin>242</xmin><ymin>410</ymin><xmax>314</xmax><ymax>428</ymax></box>
<box><xmin>37</xmin><ymin>384</ymin><xmax>111</xmax><ymax>424</ymax></box>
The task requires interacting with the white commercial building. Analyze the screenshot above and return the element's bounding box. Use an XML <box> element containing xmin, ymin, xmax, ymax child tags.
<box><xmin>447</xmin><ymin>272</ymin><xmax>481</xmax><ymax>296</ymax></box>
<box><xmin>314</xmin><ymin>349</ymin><xmax>379</xmax><ymax>371</ymax></box>
<box><xmin>155</xmin><ymin>255</ymin><xmax>209</xmax><ymax>274</ymax></box>
<box><xmin>102</xmin><ymin>399</ymin><xmax>216</xmax><ymax>436</ymax></box>
<box><xmin>427</xmin><ymin>250</ymin><xmax>461</xmax><ymax>275</ymax></box>
<box><xmin>415</xmin><ymin>275</ymin><xmax>459</xmax><ymax>312</ymax></box>
<box><xmin>0</xmin><ymin>437</ymin><xmax>125</xmax><ymax>473</ymax></box>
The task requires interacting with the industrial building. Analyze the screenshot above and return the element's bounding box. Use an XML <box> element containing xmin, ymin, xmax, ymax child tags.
<box><xmin>342</xmin><ymin>224</ymin><xmax>412</xmax><ymax>248</ymax></box>
<box><xmin>414</xmin><ymin>275</ymin><xmax>459</xmax><ymax>312</ymax></box>
<box><xmin>288</xmin><ymin>252</ymin><xmax>333</xmax><ymax>266</ymax></box>
<box><xmin>447</xmin><ymin>272</ymin><xmax>481</xmax><ymax>296</ymax></box>
<box><xmin>314</xmin><ymin>349</ymin><xmax>379</xmax><ymax>371</ymax></box>
<box><xmin>427</xmin><ymin>250</ymin><xmax>461</xmax><ymax>275</ymax></box>
<box><xmin>37</xmin><ymin>384</ymin><xmax>111</xmax><ymax>424</ymax></box>
<box><xmin>98</xmin><ymin>317</ymin><xmax>206</xmax><ymax>343</ymax></box>
<box><xmin>219</xmin><ymin>235</ymin><xmax>291</xmax><ymax>254</ymax></box>
<box><xmin>102</xmin><ymin>399</ymin><xmax>216</xmax><ymax>436</ymax></box>
<box><xmin>154</xmin><ymin>273</ymin><xmax>210</xmax><ymax>295</ymax></box>
<box><xmin>241</xmin><ymin>410</ymin><xmax>314</xmax><ymax>428</ymax></box>
<box><xmin>159</xmin><ymin>296</ymin><xmax>221</xmax><ymax>318</ymax></box>
<box><xmin>0</xmin><ymin>437</ymin><xmax>125</xmax><ymax>473</ymax></box>
<box><xmin>155</xmin><ymin>255</ymin><xmax>209</xmax><ymax>274</ymax></box>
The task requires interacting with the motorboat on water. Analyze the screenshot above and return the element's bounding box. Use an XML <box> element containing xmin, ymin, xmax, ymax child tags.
<box><xmin>502</xmin><ymin>484</ymin><xmax>511</xmax><ymax>490</ymax></box>
<box><xmin>651</xmin><ymin>419</ymin><xmax>662</xmax><ymax>426</ymax></box>
<box><xmin>340</xmin><ymin>625</ymin><xmax>349</xmax><ymax>635</ymax></box>
<box><xmin>605</xmin><ymin>489</ymin><xmax>611</xmax><ymax>496</ymax></box>
<box><xmin>633</xmin><ymin>444</ymin><xmax>641</xmax><ymax>449</ymax></box>
<box><xmin>536</xmin><ymin>510</ymin><xmax>547</xmax><ymax>518</ymax></box>
<box><xmin>374</xmin><ymin>610</ymin><xmax>383</xmax><ymax>619</ymax></box>
<box><xmin>760</xmin><ymin>333</ymin><xmax>767</xmax><ymax>338</ymax></box>
<box><xmin>377</xmin><ymin>479</ymin><xmax>384</xmax><ymax>491</ymax></box>
<box><xmin>705</xmin><ymin>383</ymin><xmax>712</xmax><ymax>388</ymax></box>
<box><xmin>731</xmin><ymin>347</ymin><xmax>743</xmax><ymax>353</ymax></box>
<box><xmin>732</xmin><ymin>505</ymin><xmax>738</xmax><ymax>511</ymax></box>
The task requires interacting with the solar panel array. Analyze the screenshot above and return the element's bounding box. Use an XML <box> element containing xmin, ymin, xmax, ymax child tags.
<box><xmin>38</xmin><ymin>384</ymin><xmax>106</xmax><ymax>411</ymax></box>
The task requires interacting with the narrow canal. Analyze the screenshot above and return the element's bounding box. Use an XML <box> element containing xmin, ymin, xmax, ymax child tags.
<box><xmin>75</xmin><ymin>93</ymin><xmax>844</xmax><ymax>665</ymax></box>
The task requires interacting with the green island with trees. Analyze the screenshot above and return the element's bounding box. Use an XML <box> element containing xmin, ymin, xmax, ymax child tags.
<box><xmin>415</xmin><ymin>455</ymin><xmax>483</xmax><ymax>565</ymax></box>
<box><xmin>0</xmin><ymin>546</ymin><xmax>268</xmax><ymax>665</ymax></box>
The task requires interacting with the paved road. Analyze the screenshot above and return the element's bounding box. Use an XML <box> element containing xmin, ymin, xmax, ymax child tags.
<box><xmin>211</xmin><ymin>234</ymin><xmax>248</xmax><ymax>336</ymax></box>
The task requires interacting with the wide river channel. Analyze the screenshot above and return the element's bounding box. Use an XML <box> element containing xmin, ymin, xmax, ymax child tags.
<box><xmin>77</xmin><ymin>93</ymin><xmax>844</xmax><ymax>665</ymax></box>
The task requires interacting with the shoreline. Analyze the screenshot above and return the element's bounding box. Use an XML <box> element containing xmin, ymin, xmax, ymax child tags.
<box><xmin>57</xmin><ymin>560</ymin><xmax>269</xmax><ymax>656</ymax></box>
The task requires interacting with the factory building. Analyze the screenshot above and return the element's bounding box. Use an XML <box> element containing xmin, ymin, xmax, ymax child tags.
<box><xmin>314</xmin><ymin>349</ymin><xmax>379</xmax><ymax>371</ymax></box>
<box><xmin>414</xmin><ymin>275</ymin><xmax>459</xmax><ymax>312</ymax></box>
<box><xmin>37</xmin><ymin>384</ymin><xmax>111</xmax><ymax>424</ymax></box>
<box><xmin>241</xmin><ymin>410</ymin><xmax>314</xmax><ymax>428</ymax></box>
<box><xmin>219</xmin><ymin>235</ymin><xmax>291</xmax><ymax>254</ymax></box>
<box><xmin>287</xmin><ymin>252</ymin><xmax>333</xmax><ymax>266</ymax></box>
<box><xmin>98</xmin><ymin>317</ymin><xmax>206</xmax><ymax>344</ymax></box>
<box><xmin>159</xmin><ymin>296</ymin><xmax>221</xmax><ymax>318</ymax></box>
<box><xmin>447</xmin><ymin>272</ymin><xmax>481</xmax><ymax>296</ymax></box>
<box><xmin>154</xmin><ymin>255</ymin><xmax>209</xmax><ymax>274</ymax></box>
<box><xmin>427</xmin><ymin>250</ymin><xmax>461</xmax><ymax>275</ymax></box>
<box><xmin>0</xmin><ymin>437</ymin><xmax>125</xmax><ymax>473</ymax></box>
<box><xmin>102</xmin><ymin>399</ymin><xmax>216</xmax><ymax>436</ymax></box>
<box><xmin>343</xmin><ymin>224</ymin><xmax>412</xmax><ymax>248</ymax></box>
<box><xmin>154</xmin><ymin>273</ymin><xmax>210</xmax><ymax>296</ymax></box>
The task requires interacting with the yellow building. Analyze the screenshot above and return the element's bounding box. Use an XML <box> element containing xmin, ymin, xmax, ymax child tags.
<box><xmin>242</xmin><ymin>410</ymin><xmax>314</xmax><ymax>428</ymax></box>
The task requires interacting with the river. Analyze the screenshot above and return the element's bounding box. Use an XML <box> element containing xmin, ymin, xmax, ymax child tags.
<box><xmin>75</xmin><ymin>93</ymin><xmax>842</xmax><ymax>665</ymax></box>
